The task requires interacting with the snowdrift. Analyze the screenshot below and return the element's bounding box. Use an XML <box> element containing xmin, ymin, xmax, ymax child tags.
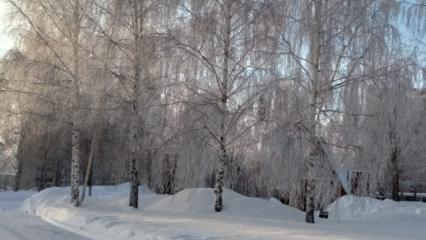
<box><xmin>146</xmin><ymin>188</ymin><xmax>302</xmax><ymax>220</ymax></box>
<box><xmin>326</xmin><ymin>195</ymin><xmax>396</xmax><ymax>220</ymax></box>
<box><xmin>326</xmin><ymin>195</ymin><xmax>426</xmax><ymax>220</ymax></box>
<box><xmin>23</xmin><ymin>184</ymin><xmax>303</xmax><ymax>219</ymax></box>
<box><xmin>20</xmin><ymin>185</ymin><xmax>426</xmax><ymax>240</ymax></box>
<box><xmin>22</xmin><ymin>185</ymin><xmax>305</xmax><ymax>240</ymax></box>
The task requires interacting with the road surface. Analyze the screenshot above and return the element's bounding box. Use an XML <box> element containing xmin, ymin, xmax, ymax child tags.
<box><xmin>0</xmin><ymin>191</ymin><xmax>90</xmax><ymax>240</ymax></box>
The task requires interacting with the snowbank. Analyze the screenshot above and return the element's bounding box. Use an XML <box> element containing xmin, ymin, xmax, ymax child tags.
<box><xmin>22</xmin><ymin>185</ymin><xmax>306</xmax><ymax>240</ymax></box>
<box><xmin>326</xmin><ymin>195</ymin><xmax>426</xmax><ymax>221</ymax></box>
<box><xmin>147</xmin><ymin>188</ymin><xmax>302</xmax><ymax>220</ymax></box>
<box><xmin>326</xmin><ymin>195</ymin><xmax>395</xmax><ymax>220</ymax></box>
<box><xmin>20</xmin><ymin>185</ymin><xmax>426</xmax><ymax>240</ymax></box>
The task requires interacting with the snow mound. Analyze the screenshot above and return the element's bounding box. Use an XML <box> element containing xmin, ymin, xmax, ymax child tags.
<box><xmin>22</xmin><ymin>187</ymin><xmax>68</xmax><ymax>215</ymax></box>
<box><xmin>147</xmin><ymin>188</ymin><xmax>215</xmax><ymax>213</ymax></box>
<box><xmin>326</xmin><ymin>195</ymin><xmax>395</xmax><ymax>220</ymax></box>
<box><xmin>326</xmin><ymin>195</ymin><xmax>426</xmax><ymax>220</ymax></box>
<box><xmin>147</xmin><ymin>188</ymin><xmax>303</xmax><ymax>220</ymax></box>
<box><xmin>22</xmin><ymin>185</ymin><xmax>305</xmax><ymax>240</ymax></box>
<box><xmin>19</xmin><ymin>185</ymin><xmax>426</xmax><ymax>239</ymax></box>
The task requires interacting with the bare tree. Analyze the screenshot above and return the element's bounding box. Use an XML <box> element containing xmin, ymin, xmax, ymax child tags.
<box><xmin>168</xmin><ymin>0</ymin><xmax>275</xmax><ymax>212</ymax></box>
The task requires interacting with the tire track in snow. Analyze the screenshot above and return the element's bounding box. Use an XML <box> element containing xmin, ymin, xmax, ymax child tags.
<box><xmin>0</xmin><ymin>191</ymin><xmax>91</xmax><ymax>240</ymax></box>
<box><xmin>0</xmin><ymin>222</ymin><xmax>29</xmax><ymax>240</ymax></box>
<box><xmin>40</xmin><ymin>216</ymin><xmax>117</xmax><ymax>240</ymax></box>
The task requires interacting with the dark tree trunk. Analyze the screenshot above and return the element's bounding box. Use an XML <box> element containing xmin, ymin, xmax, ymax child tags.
<box><xmin>70</xmin><ymin>127</ymin><xmax>80</xmax><ymax>207</ymax></box>
<box><xmin>160</xmin><ymin>154</ymin><xmax>177</xmax><ymax>194</ymax></box>
<box><xmin>88</xmin><ymin>165</ymin><xmax>93</xmax><ymax>196</ymax></box>
<box><xmin>54</xmin><ymin>156</ymin><xmax>64</xmax><ymax>187</ymax></box>
<box><xmin>128</xmin><ymin>0</ymin><xmax>143</xmax><ymax>209</ymax></box>
<box><xmin>305</xmin><ymin>138</ymin><xmax>316</xmax><ymax>224</ymax></box>
<box><xmin>391</xmin><ymin>147</ymin><xmax>400</xmax><ymax>201</ymax></box>
<box><xmin>13</xmin><ymin>161</ymin><xmax>22</xmax><ymax>192</ymax></box>
<box><xmin>129</xmin><ymin>158</ymin><xmax>139</xmax><ymax>208</ymax></box>
<box><xmin>389</xmin><ymin>128</ymin><xmax>400</xmax><ymax>202</ymax></box>
<box><xmin>81</xmin><ymin>119</ymin><xmax>101</xmax><ymax>204</ymax></box>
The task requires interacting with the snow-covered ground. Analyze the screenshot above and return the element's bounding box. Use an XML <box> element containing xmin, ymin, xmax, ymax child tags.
<box><xmin>0</xmin><ymin>190</ymin><xmax>90</xmax><ymax>240</ymax></box>
<box><xmin>15</xmin><ymin>184</ymin><xmax>426</xmax><ymax>240</ymax></box>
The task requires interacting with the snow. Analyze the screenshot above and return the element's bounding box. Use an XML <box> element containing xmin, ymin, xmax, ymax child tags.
<box><xmin>16</xmin><ymin>184</ymin><xmax>426</xmax><ymax>240</ymax></box>
<box><xmin>0</xmin><ymin>191</ymin><xmax>33</xmax><ymax>212</ymax></box>
<box><xmin>327</xmin><ymin>195</ymin><xmax>426</xmax><ymax>221</ymax></box>
<box><xmin>145</xmin><ymin>188</ymin><xmax>302</xmax><ymax>220</ymax></box>
<box><xmin>326</xmin><ymin>195</ymin><xmax>397</xmax><ymax>220</ymax></box>
<box><xmin>0</xmin><ymin>190</ymin><xmax>90</xmax><ymax>240</ymax></box>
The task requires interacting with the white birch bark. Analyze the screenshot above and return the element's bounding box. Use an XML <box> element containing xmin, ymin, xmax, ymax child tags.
<box><xmin>70</xmin><ymin>124</ymin><xmax>80</xmax><ymax>206</ymax></box>
<box><xmin>305</xmin><ymin>0</ymin><xmax>323</xmax><ymax>224</ymax></box>
<box><xmin>70</xmin><ymin>0</ymin><xmax>83</xmax><ymax>207</ymax></box>
<box><xmin>214</xmin><ymin>0</ymin><xmax>232</xmax><ymax>212</ymax></box>
<box><xmin>129</xmin><ymin>0</ymin><xmax>143</xmax><ymax>209</ymax></box>
<box><xmin>214</xmin><ymin>97</ymin><xmax>227</xmax><ymax>212</ymax></box>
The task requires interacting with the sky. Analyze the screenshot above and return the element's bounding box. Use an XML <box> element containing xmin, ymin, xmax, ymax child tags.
<box><xmin>0</xmin><ymin>1</ymin><xmax>14</xmax><ymax>57</ymax></box>
<box><xmin>0</xmin><ymin>1</ymin><xmax>422</xmax><ymax>59</ymax></box>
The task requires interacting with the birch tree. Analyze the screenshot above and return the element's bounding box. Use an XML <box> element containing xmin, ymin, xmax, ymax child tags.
<box><xmin>168</xmin><ymin>0</ymin><xmax>275</xmax><ymax>212</ymax></box>
<box><xmin>2</xmin><ymin>0</ymin><xmax>426</xmax><ymax>222</ymax></box>
<box><xmin>7</xmin><ymin>0</ymin><xmax>96</xmax><ymax>206</ymax></box>
<box><xmin>271</xmin><ymin>0</ymin><xmax>402</xmax><ymax>223</ymax></box>
<box><xmin>93</xmin><ymin>0</ymin><xmax>168</xmax><ymax>208</ymax></box>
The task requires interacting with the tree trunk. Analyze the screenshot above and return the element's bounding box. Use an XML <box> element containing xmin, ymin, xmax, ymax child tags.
<box><xmin>88</xmin><ymin>165</ymin><xmax>93</xmax><ymax>196</ymax></box>
<box><xmin>14</xmin><ymin>124</ymin><xmax>26</xmax><ymax>192</ymax></box>
<box><xmin>390</xmin><ymin>131</ymin><xmax>400</xmax><ymax>201</ymax></box>
<box><xmin>214</xmin><ymin>0</ymin><xmax>231</xmax><ymax>213</ymax></box>
<box><xmin>305</xmin><ymin>138</ymin><xmax>317</xmax><ymax>224</ymax></box>
<box><xmin>127</xmin><ymin>0</ymin><xmax>144</xmax><ymax>209</ymax></box>
<box><xmin>54</xmin><ymin>154</ymin><xmax>64</xmax><ymax>187</ymax></box>
<box><xmin>304</xmin><ymin>0</ymin><xmax>323</xmax><ymax>224</ymax></box>
<box><xmin>80</xmin><ymin>94</ymin><xmax>105</xmax><ymax>204</ymax></box>
<box><xmin>129</xmin><ymin>159</ymin><xmax>139</xmax><ymax>208</ymax></box>
<box><xmin>214</xmin><ymin>135</ymin><xmax>227</xmax><ymax>212</ymax></box>
<box><xmin>80</xmin><ymin>132</ymin><xmax>97</xmax><ymax>204</ymax></box>
<box><xmin>214</xmin><ymin>96</ymin><xmax>228</xmax><ymax>212</ymax></box>
<box><xmin>70</xmin><ymin>126</ymin><xmax>80</xmax><ymax>206</ymax></box>
<box><xmin>391</xmin><ymin>166</ymin><xmax>400</xmax><ymax>201</ymax></box>
<box><xmin>129</xmin><ymin>111</ymin><xmax>139</xmax><ymax>209</ymax></box>
<box><xmin>13</xmin><ymin>160</ymin><xmax>22</xmax><ymax>192</ymax></box>
<box><xmin>70</xmin><ymin>0</ymin><xmax>82</xmax><ymax>207</ymax></box>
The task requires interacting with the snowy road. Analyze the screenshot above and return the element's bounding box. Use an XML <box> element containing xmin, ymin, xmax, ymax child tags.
<box><xmin>0</xmin><ymin>191</ymin><xmax>90</xmax><ymax>240</ymax></box>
